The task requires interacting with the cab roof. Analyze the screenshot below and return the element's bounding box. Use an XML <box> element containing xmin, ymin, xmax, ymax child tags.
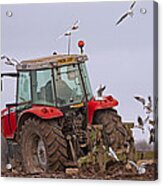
<box><xmin>17</xmin><ymin>54</ymin><xmax>88</xmax><ymax>71</ymax></box>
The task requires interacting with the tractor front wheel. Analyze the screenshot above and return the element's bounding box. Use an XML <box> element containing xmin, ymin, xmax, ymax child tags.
<box><xmin>19</xmin><ymin>118</ymin><xmax>68</xmax><ymax>173</ymax></box>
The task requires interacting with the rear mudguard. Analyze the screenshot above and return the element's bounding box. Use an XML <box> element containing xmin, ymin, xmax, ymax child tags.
<box><xmin>1</xmin><ymin>105</ymin><xmax>63</xmax><ymax>140</ymax></box>
<box><xmin>18</xmin><ymin>105</ymin><xmax>63</xmax><ymax>126</ymax></box>
<box><xmin>87</xmin><ymin>96</ymin><xmax>118</xmax><ymax>124</ymax></box>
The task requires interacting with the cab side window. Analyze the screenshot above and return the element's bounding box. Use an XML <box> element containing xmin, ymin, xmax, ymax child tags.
<box><xmin>17</xmin><ymin>72</ymin><xmax>31</xmax><ymax>109</ymax></box>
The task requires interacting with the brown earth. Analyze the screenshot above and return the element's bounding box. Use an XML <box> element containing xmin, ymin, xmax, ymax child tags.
<box><xmin>1</xmin><ymin>162</ymin><xmax>157</xmax><ymax>181</ymax></box>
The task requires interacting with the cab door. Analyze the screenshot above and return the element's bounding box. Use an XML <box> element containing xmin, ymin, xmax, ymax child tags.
<box><xmin>16</xmin><ymin>71</ymin><xmax>32</xmax><ymax>111</ymax></box>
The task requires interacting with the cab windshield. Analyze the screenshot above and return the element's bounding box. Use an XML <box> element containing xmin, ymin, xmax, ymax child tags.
<box><xmin>54</xmin><ymin>64</ymin><xmax>84</xmax><ymax>107</ymax></box>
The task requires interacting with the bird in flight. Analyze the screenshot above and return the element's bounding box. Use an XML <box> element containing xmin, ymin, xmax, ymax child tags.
<box><xmin>116</xmin><ymin>1</ymin><xmax>136</xmax><ymax>26</ymax></box>
<box><xmin>134</xmin><ymin>96</ymin><xmax>145</xmax><ymax>106</ymax></box>
<box><xmin>144</xmin><ymin>96</ymin><xmax>153</xmax><ymax>114</ymax></box>
<box><xmin>136</xmin><ymin>116</ymin><xmax>145</xmax><ymax>133</ymax></box>
<box><xmin>56</xmin><ymin>20</ymin><xmax>80</xmax><ymax>40</ymax></box>
<box><xmin>1</xmin><ymin>55</ymin><xmax>19</xmax><ymax>66</ymax></box>
<box><xmin>128</xmin><ymin>160</ymin><xmax>146</xmax><ymax>175</ymax></box>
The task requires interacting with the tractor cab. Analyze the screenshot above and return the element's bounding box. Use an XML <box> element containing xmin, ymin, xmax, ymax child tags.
<box><xmin>16</xmin><ymin>54</ymin><xmax>92</xmax><ymax>110</ymax></box>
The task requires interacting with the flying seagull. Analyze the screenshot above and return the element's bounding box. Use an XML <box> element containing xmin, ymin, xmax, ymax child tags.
<box><xmin>149</xmin><ymin>128</ymin><xmax>155</xmax><ymax>144</ymax></box>
<box><xmin>56</xmin><ymin>20</ymin><xmax>80</xmax><ymax>40</ymax></box>
<box><xmin>128</xmin><ymin>160</ymin><xmax>146</xmax><ymax>175</ymax></box>
<box><xmin>135</xmin><ymin>116</ymin><xmax>145</xmax><ymax>133</ymax></box>
<box><xmin>144</xmin><ymin>96</ymin><xmax>153</xmax><ymax>114</ymax></box>
<box><xmin>1</xmin><ymin>55</ymin><xmax>14</xmax><ymax>66</ymax></box>
<box><xmin>134</xmin><ymin>96</ymin><xmax>145</xmax><ymax>106</ymax></box>
<box><xmin>1</xmin><ymin>55</ymin><xmax>19</xmax><ymax>66</ymax></box>
<box><xmin>116</xmin><ymin>1</ymin><xmax>136</xmax><ymax>26</ymax></box>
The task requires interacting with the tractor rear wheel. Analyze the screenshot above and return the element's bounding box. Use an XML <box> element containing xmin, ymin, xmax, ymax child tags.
<box><xmin>19</xmin><ymin>118</ymin><xmax>68</xmax><ymax>173</ymax></box>
<box><xmin>93</xmin><ymin>109</ymin><xmax>135</xmax><ymax>160</ymax></box>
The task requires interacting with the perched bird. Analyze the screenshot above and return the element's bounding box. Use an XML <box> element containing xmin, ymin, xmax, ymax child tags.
<box><xmin>97</xmin><ymin>84</ymin><xmax>106</xmax><ymax>97</ymax></box>
<box><xmin>116</xmin><ymin>1</ymin><xmax>136</xmax><ymax>26</ymax></box>
<box><xmin>95</xmin><ymin>84</ymin><xmax>106</xmax><ymax>101</ymax></box>
<box><xmin>128</xmin><ymin>160</ymin><xmax>146</xmax><ymax>175</ymax></box>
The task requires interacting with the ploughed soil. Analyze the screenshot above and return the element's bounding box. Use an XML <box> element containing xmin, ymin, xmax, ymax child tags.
<box><xmin>1</xmin><ymin>162</ymin><xmax>157</xmax><ymax>181</ymax></box>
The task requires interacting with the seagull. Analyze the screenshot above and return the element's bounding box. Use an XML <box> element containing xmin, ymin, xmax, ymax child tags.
<box><xmin>95</xmin><ymin>84</ymin><xmax>106</xmax><ymax>100</ymax></box>
<box><xmin>134</xmin><ymin>96</ymin><xmax>145</xmax><ymax>106</ymax></box>
<box><xmin>144</xmin><ymin>115</ymin><xmax>150</xmax><ymax>124</ymax></box>
<box><xmin>108</xmin><ymin>147</ymin><xmax>120</xmax><ymax>162</ymax></box>
<box><xmin>136</xmin><ymin>116</ymin><xmax>145</xmax><ymax>133</ymax></box>
<box><xmin>128</xmin><ymin>160</ymin><xmax>146</xmax><ymax>175</ymax></box>
<box><xmin>144</xmin><ymin>96</ymin><xmax>153</xmax><ymax>114</ymax></box>
<box><xmin>56</xmin><ymin>20</ymin><xmax>80</xmax><ymax>40</ymax></box>
<box><xmin>71</xmin><ymin>20</ymin><xmax>80</xmax><ymax>30</ymax></box>
<box><xmin>97</xmin><ymin>84</ymin><xmax>106</xmax><ymax>97</ymax></box>
<box><xmin>149</xmin><ymin>128</ymin><xmax>155</xmax><ymax>144</ymax></box>
<box><xmin>116</xmin><ymin>1</ymin><xmax>136</xmax><ymax>26</ymax></box>
<box><xmin>1</xmin><ymin>55</ymin><xmax>15</xmax><ymax>66</ymax></box>
<box><xmin>11</xmin><ymin>58</ymin><xmax>20</xmax><ymax>65</ymax></box>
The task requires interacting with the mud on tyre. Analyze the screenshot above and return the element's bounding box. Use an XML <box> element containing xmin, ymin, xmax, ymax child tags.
<box><xmin>93</xmin><ymin>109</ymin><xmax>135</xmax><ymax>160</ymax></box>
<box><xmin>19</xmin><ymin>117</ymin><xmax>68</xmax><ymax>173</ymax></box>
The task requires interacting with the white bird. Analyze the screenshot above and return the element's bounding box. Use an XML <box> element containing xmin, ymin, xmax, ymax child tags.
<box><xmin>11</xmin><ymin>58</ymin><xmax>20</xmax><ymax>65</ymax></box>
<box><xmin>56</xmin><ymin>20</ymin><xmax>80</xmax><ymax>40</ymax></box>
<box><xmin>1</xmin><ymin>55</ymin><xmax>15</xmax><ymax>66</ymax></box>
<box><xmin>149</xmin><ymin>128</ymin><xmax>155</xmax><ymax>144</ymax></box>
<box><xmin>97</xmin><ymin>84</ymin><xmax>106</xmax><ymax>97</ymax></box>
<box><xmin>136</xmin><ymin>116</ymin><xmax>145</xmax><ymax>133</ymax></box>
<box><xmin>144</xmin><ymin>96</ymin><xmax>153</xmax><ymax>114</ymax></box>
<box><xmin>134</xmin><ymin>96</ymin><xmax>145</xmax><ymax>106</ymax></box>
<box><xmin>108</xmin><ymin>147</ymin><xmax>120</xmax><ymax>162</ymax></box>
<box><xmin>116</xmin><ymin>1</ymin><xmax>136</xmax><ymax>26</ymax></box>
<box><xmin>128</xmin><ymin>160</ymin><xmax>146</xmax><ymax>175</ymax></box>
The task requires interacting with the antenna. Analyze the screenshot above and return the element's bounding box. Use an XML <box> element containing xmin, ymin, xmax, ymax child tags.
<box><xmin>56</xmin><ymin>20</ymin><xmax>80</xmax><ymax>55</ymax></box>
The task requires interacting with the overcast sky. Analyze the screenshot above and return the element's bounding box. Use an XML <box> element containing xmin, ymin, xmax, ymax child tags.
<box><xmin>1</xmin><ymin>1</ymin><xmax>154</xmax><ymax>125</ymax></box>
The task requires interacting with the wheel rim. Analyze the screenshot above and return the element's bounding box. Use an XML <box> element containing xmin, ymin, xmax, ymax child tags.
<box><xmin>37</xmin><ymin>139</ymin><xmax>47</xmax><ymax>168</ymax></box>
<box><xmin>25</xmin><ymin>134</ymin><xmax>48</xmax><ymax>172</ymax></box>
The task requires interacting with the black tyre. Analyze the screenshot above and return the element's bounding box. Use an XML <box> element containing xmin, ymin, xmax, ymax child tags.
<box><xmin>93</xmin><ymin>109</ymin><xmax>135</xmax><ymax>160</ymax></box>
<box><xmin>19</xmin><ymin>118</ymin><xmax>68</xmax><ymax>173</ymax></box>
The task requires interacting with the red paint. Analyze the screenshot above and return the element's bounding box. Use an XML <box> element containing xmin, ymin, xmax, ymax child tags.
<box><xmin>18</xmin><ymin>105</ymin><xmax>63</xmax><ymax>123</ymax></box>
<box><xmin>87</xmin><ymin>96</ymin><xmax>118</xmax><ymax>124</ymax></box>
<box><xmin>1</xmin><ymin>105</ymin><xmax>63</xmax><ymax>139</ymax></box>
<box><xmin>1</xmin><ymin>97</ymin><xmax>117</xmax><ymax>139</ymax></box>
<box><xmin>1</xmin><ymin>107</ymin><xmax>17</xmax><ymax>139</ymax></box>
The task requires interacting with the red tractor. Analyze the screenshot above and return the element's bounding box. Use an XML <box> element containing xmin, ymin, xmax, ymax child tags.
<box><xmin>1</xmin><ymin>42</ymin><xmax>134</xmax><ymax>173</ymax></box>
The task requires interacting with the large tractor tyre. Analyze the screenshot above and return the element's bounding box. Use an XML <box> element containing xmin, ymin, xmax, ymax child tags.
<box><xmin>19</xmin><ymin>118</ymin><xmax>68</xmax><ymax>173</ymax></box>
<box><xmin>93</xmin><ymin>109</ymin><xmax>135</xmax><ymax>160</ymax></box>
